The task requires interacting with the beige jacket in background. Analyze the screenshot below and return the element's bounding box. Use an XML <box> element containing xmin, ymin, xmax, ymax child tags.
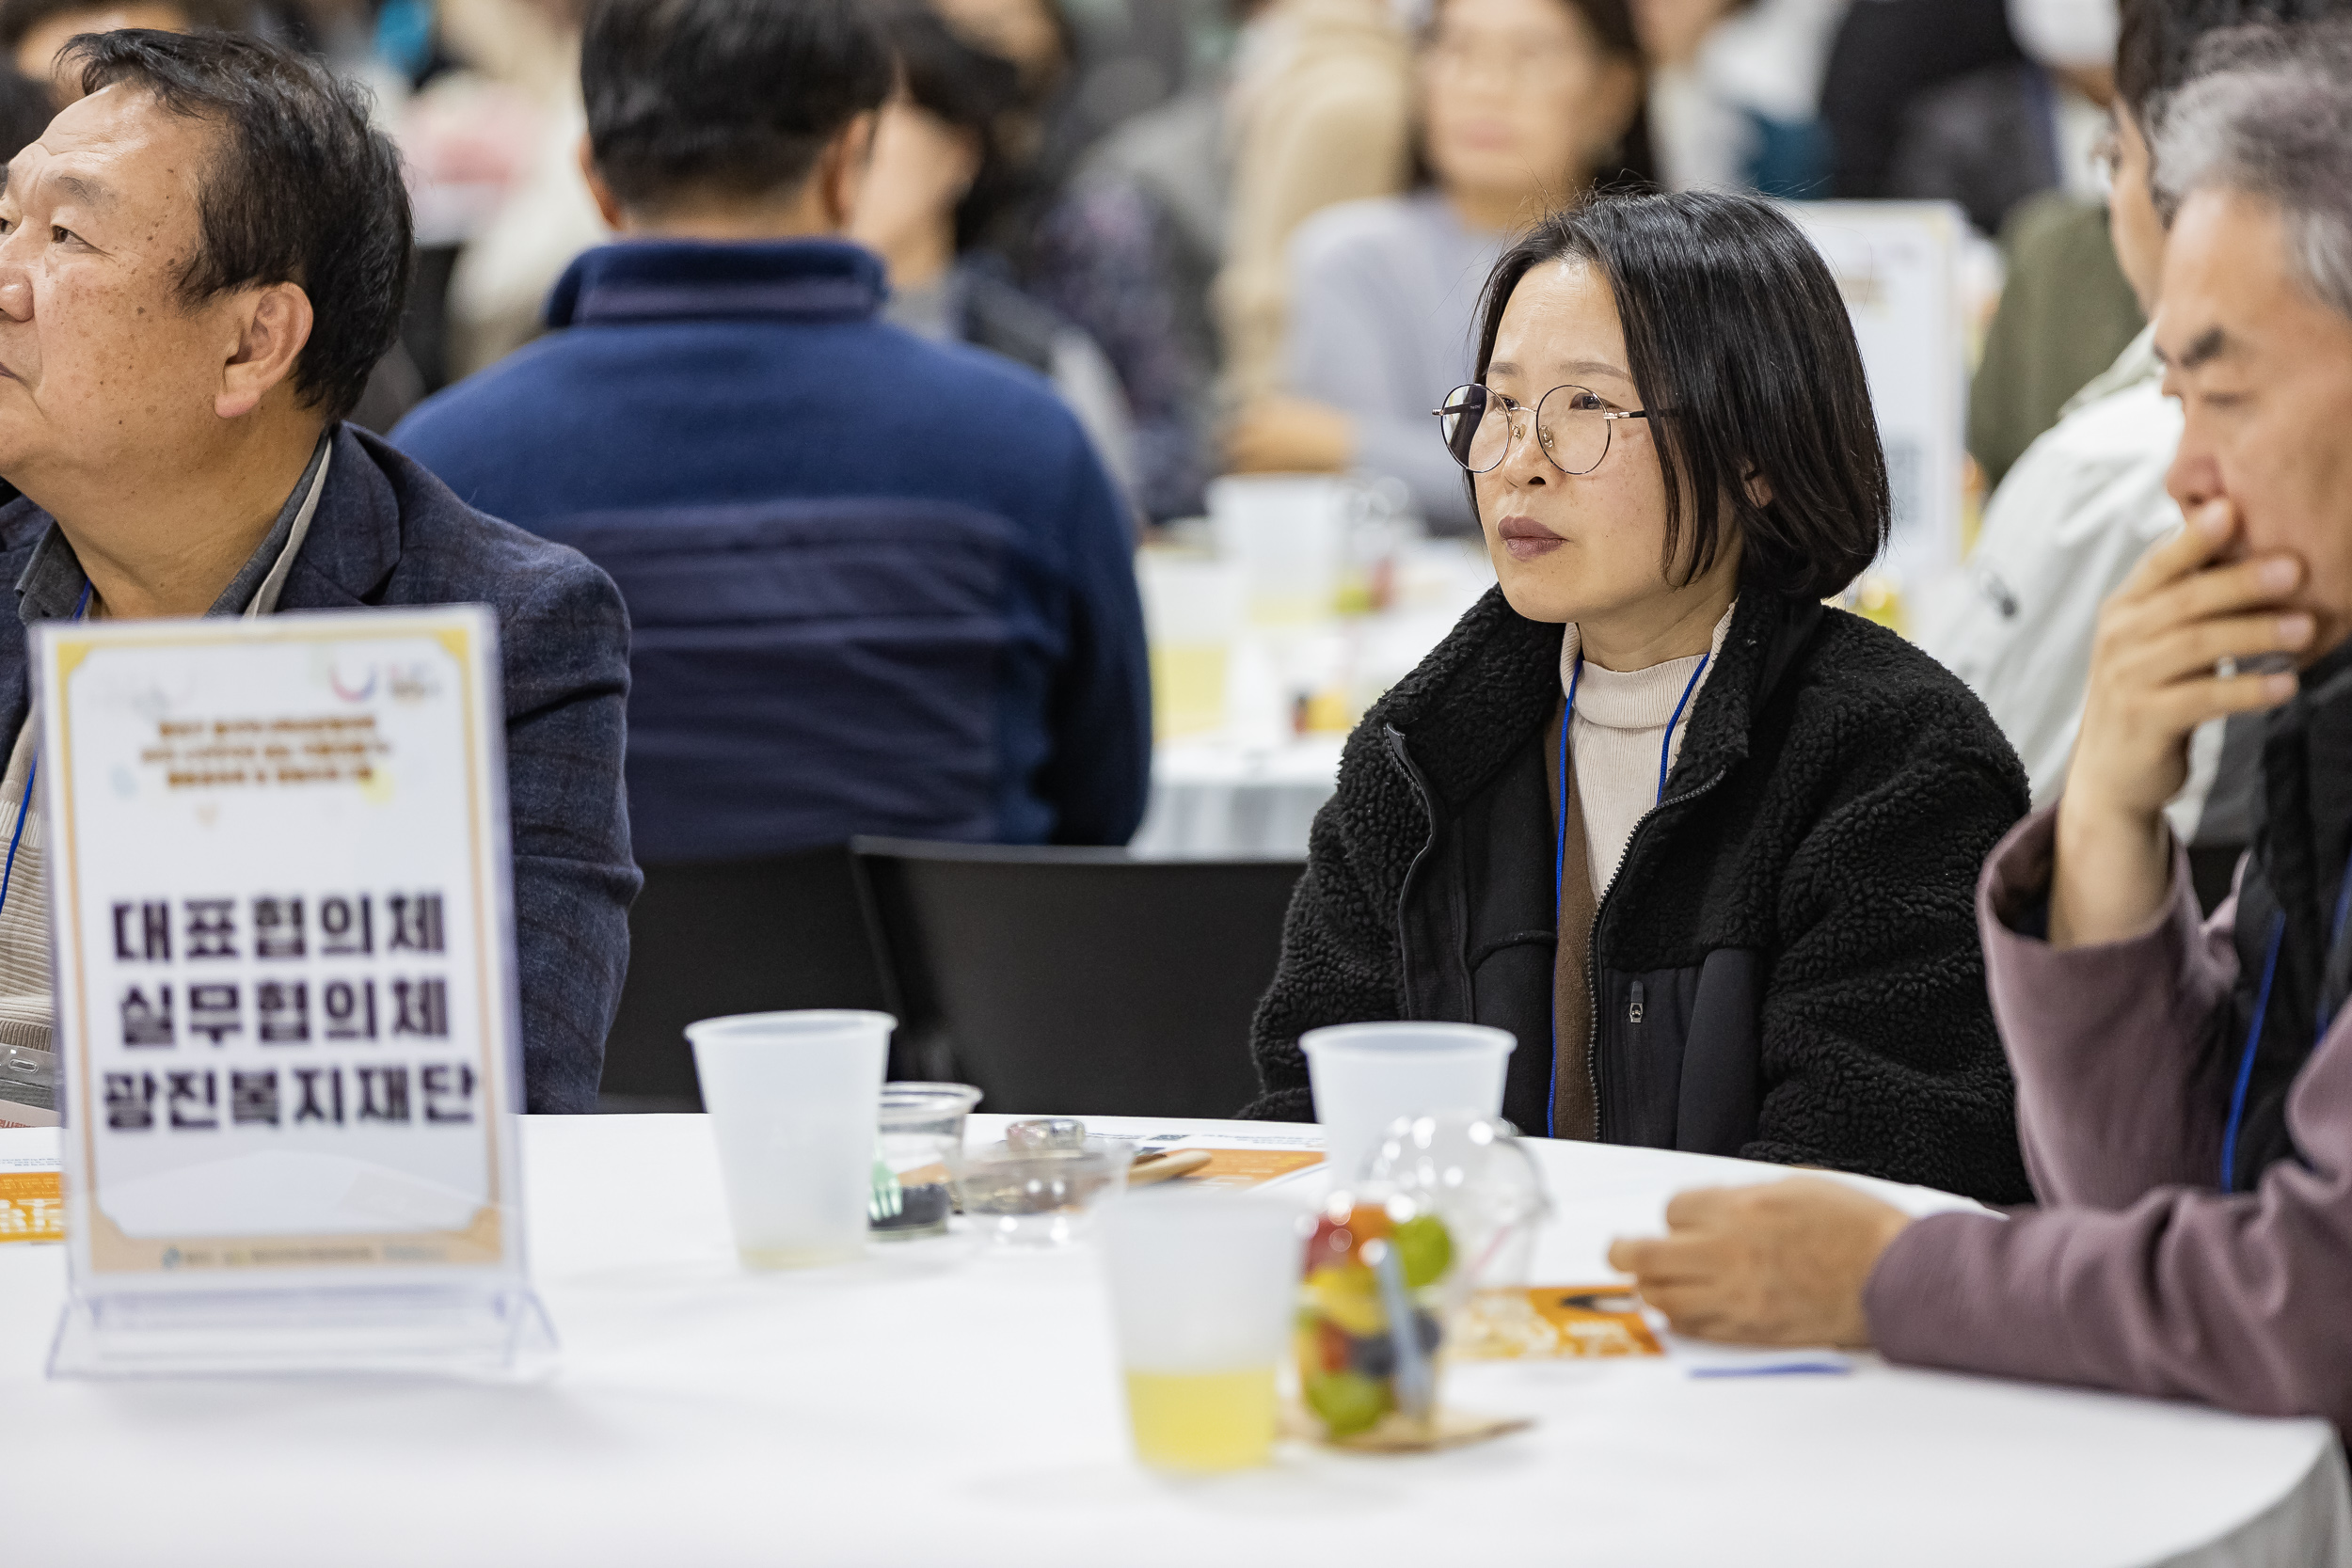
<box><xmin>1214</xmin><ymin>0</ymin><xmax>1413</xmax><ymax>404</ymax></box>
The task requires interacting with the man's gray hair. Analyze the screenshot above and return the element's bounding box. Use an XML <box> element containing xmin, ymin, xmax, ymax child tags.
<box><xmin>2153</xmin><ymin>22</ymin><xmax>2352</xmax><ymax>321</ymax></box>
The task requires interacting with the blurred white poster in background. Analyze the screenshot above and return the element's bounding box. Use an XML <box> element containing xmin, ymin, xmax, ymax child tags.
<box><xmin>1783</xmin><ymin>200</ymin><xmax>1971</xmax><ymax>591</ymax></box>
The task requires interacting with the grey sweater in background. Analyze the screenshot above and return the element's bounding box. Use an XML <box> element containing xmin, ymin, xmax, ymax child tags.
<box><xmin>1281</xmin><ymin>191</ymin><xmax>1503</xmax><ymax>536</ymax></box>
<box><xmin>1866</xmin><ymin>805</ymin><xmax>2352</xmax><ymax>1433</ymax></box>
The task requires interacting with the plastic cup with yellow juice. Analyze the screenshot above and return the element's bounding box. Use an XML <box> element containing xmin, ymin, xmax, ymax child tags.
<box><xmin>1103</xmin><ymin>1191</ymin><xmax>1305</xmax><ymax>1473</ymax></box>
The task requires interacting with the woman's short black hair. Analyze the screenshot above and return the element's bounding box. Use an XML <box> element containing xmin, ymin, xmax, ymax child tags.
<box><xmin>874</xmin><ymin>0</ymin><xmax>1023</xmax><ymax>250</ymax></box>
<box><xmin>67</xmin><ymin>28</ymin><xmax>410</xmax><ymax>424</ymax></box>
<box><xmin>581</xmin><ymin>0</ymin><xmax>895</xmax><ymax>213</ymax></box>
<box><xmin>1470</xmin><ymin>189</ymin><xmax>1887</xmax><ymax>601</ymax></box>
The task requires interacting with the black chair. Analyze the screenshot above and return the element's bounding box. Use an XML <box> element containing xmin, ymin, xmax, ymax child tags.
<box><xmin>850</xmin><ymin>839</ymin><xmax>1305</xmax><ymax>1118</ymax></box>
<box><xmin>597</xmin><ymin>846</ymin><xmax>889</xmax><ymax>1112</ymax></box>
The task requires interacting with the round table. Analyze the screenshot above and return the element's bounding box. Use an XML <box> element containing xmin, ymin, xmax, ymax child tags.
<box><xmin>2</xmin><ymin>1115</ymin><xmax>2344</xmax><ymax>1566</ymax></box>
<box><xmin>1129</xmin><ymin>736</ymin><xmax>1341</xmax><ymax>859</ymax></box>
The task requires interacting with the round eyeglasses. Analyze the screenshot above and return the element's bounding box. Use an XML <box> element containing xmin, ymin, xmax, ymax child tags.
<box><xmin>1432</xmin><ymin>383</ymin><xmax>1652</xmax><ymax>476</ymax></box>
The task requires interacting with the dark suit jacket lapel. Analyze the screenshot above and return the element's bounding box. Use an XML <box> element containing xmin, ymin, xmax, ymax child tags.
<box><xmin>272</xmin><ymin>426</ymin><xmax>403</xmax><ymax>611</ymax></box>
<box><xmin>0</xmin><ymin>501</ymin><xmax>66</xmax><ymax>742</ymax></box>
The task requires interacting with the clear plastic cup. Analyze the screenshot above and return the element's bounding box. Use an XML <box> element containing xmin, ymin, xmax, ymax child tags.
<box><xmin>871</xmin><ymin>1082</ymin><xmax>981</xmax><ymax>1240</ymax></box>
<box><xmin>1103</xmin><ymin>1191</ymin><xmax>1306</xmax><ymax>1473</ymax></box>
<box><xmin>686</xmin><ymin>1009</ymin><xmax>893</xmax><ymax>1268</ymax></box>
<box><xmin>1298</xmin><ymin>1022</ymin><xmax>1515</xmax><ymax>1181</ymax></box>
<box><xmin>1206</xmin><ymin>474</ymin><xmax>1354</xmax><ymax>625</ymax></box>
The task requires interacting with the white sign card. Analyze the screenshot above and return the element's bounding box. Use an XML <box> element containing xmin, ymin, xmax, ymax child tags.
<box><xmin>1783</xmin><ymin>200</ymin><xmax>1970</xmax><ymax>589</ymax></box>
<box><xmin>35</xmin><ymin>606</ymin><xmax>548</xmax><ymax>1375</ymax></box>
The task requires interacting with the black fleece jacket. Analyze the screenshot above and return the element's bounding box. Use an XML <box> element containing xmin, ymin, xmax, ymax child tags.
<box><xmin>1240</xmin><ymin>587</ymin><xmax>2035</xmax><ymax>1205</ymax></box>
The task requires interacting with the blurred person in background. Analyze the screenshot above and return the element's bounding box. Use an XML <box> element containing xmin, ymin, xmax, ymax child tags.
<box><xmin>434</xmin><ymin>0</ymin><xmax>606</xmax><ymax>380</ymax></box>
<box><xmin>1613</xmin><ymin>32</ymin><xmax>2352</xmax><ymax>1439</ymax></box>
<box><xmin>1924</xmin><ymin>0</ymin><xmax>2349</xmax><ymax>909</ymax></box>
<box><xmin>1024</xmin><ymin>1</ymin><xmax>1245</xmax><ymax>523</ymax></box>
<box><xmin>1818</xmin><ymin>0</ymin><xmax>2019</xmax><ymax>201</ymax></box>
<box><xmin>896</xmin><ymin>0</ymin><xmax>1216</xmax><ymax>523</ymax></box>
<box><xmin>1963</xmin><ymin>182</ymin><xmax>2144</xmax><ymax>491</ymax></box>
<box><xmin>1226</xmin><ymin>0</ymin><xmax>1652</xmax><ymax>534</ymax></box>
<box><xmin>1032</xmin><ymin>103</ymin><xmax>1222</xmax><ymax>522</ymax></box>
<box><xmin>1214</xmin><ymin>0</ymin><xmax>1411</xmax><ymax>404</ymax></box>
<box><xmin>855</xmin><ymin>3</ymin><xmax>1139</xmax><ymax>509</ymax></box>
<box><xmin>0</xmin><ymin>0</ymin><xmax>242</xmax><ymax>88</ymax></box>
<box><xmin>0</xmin><ymin>61</ymin><xmax>47</xmax><ymax>161</ymax></box>
<box><xmin>0</xmin><ymin>31</ymin><xmax>634</xmax><ymax>1109</ymax></box>
<box><xmin>1885</xmin><ymin>0</ymin><xmax>2118</xmax><ymax>237</ymax></box>
<box><xmin>919</xmin><ymin>0</ymin><xmax>1086</xmax><ymax>273</ymax></box>
<box><xmin>1243</xmin><ymin>191</ymin><xmax>2031</xmax><ymax>1206</ymax></box>
<box><xmin>392</xmin><ymin>0</ymin><xmax>1151</xmax><ymax>863</ymax></box>
<box><xmin>1636</xmin><ymin>0</ymin><xmax>1842</xmax><ymax>196</ymax></box>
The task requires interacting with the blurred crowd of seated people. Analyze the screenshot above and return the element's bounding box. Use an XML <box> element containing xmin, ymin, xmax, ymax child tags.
<box><xmin>0</xmin><ymin>0</ymin><xmax>2187</xmax><ymax>512</ymax></box>
<box><xmin>0</xmin><ymin>0</ymin><xmax>2324</xmax><ymax>888</ymax></box>
<box><xmin>0</xmin><ymin>0</ymin><xmax>2225</xmax><ymax>540</ymax></box>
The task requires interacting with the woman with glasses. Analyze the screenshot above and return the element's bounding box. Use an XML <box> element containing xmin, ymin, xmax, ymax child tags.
<box><xmin>1240</xmin><ymin>189</ymin><xmax>2035</xmax><ymax>1204</ymax></box>
<box><xmin>1222</xmin><ymin>0</ymin><xmax>1653</xmax><ymax>533</ymax></box>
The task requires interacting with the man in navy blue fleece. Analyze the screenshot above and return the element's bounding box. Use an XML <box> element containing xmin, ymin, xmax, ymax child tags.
<box><xmin>392</xmin><ymin>0</ymin><xmax>1150</xmax><ymax>863</ymax></box>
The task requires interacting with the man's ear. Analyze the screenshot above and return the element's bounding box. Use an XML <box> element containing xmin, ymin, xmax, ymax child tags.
<box><xmin>816</xmin><ymin>110</ymin><xmax>880</xmax><ymax>230</ymax></box>
<box><xmin>215</xmin><ymin>280</ymin><xmax>313</xmax><ymax>421</ymax></box>
<box><xmin>579</xmin><ymin>134</ymin><xmax>628</xmax><ymax>230</ymax></box>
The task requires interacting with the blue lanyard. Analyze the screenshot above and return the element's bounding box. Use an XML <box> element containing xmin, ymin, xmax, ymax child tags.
<box><xmin>0</xmin><ymin>583</ymin><xmax>93</xmax><ymax>918</ymax></box>
<box><xmin>1548</xmin><ymin>647</ymin><xmax>1711</xmax><ymax>1134</ymax></box>
<box><xmin>2220</xmin><ymin>859</ymin><xmax>2352</xmax><ymax>1190</ymax></box>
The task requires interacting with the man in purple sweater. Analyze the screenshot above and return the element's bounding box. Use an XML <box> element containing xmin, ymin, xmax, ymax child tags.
<box><xmin>1610</xmin><ymin>24</ymin><xmax>2352</xmax><ymax>1431</ymax></box>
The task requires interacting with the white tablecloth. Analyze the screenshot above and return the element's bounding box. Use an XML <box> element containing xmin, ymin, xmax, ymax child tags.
<box><xmin>2</xmin><ymin>1115</ymin><xmax>2344</xmax><ymax>1567</ymax></box>
<box><xmin>1130</xmin><ymin>736</ymin><xmax>1341</xmax><ymax>859</ymax></box>
<box><xmin>1132</xmin><ymin>538</ymin><xmax>1492</xmax><ymax>860</ymax></box>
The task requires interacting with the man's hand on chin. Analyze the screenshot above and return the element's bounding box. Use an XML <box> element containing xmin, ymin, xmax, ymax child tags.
<box><xmin>1605</xmin><ymin>1177</ymin><xmax>1914</xmax><ymax>1348</ymax></box>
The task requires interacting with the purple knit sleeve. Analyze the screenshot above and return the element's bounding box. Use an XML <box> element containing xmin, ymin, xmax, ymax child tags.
<box><xmin>1976</xmin><ymin>805</ymin><xmax>2238</xmax><ymax>1206</ymax></box>
<box><xmin>1866</xmin><ymin>808</ymin><xmax>2352</xmax><ymax>1430</ymax></box>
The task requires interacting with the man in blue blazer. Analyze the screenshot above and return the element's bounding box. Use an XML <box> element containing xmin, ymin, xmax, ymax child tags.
<box><xmin>0</xmin><ymin>32</ymin><xmax>635</xmax><ymax>1111</ymax></box>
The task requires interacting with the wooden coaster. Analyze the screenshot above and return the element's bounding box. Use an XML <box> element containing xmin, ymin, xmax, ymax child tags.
<box><xmin>1281</xmin><ymin>1402</ymin><xmax>1534</xmax><ymax>1453</ymax></box>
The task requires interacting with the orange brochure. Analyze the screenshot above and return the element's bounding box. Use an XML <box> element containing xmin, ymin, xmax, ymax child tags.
<box><xmin>1176</xmin><ymin>1148</ymin><xmax>1324</xmax><ymax>1189</ymax></box>
<box><xmin>0</xmin><ymin>1169</ymin><xmax>63</xmax><ymax>1243</ymax></box>
<box><xmin>1454</xmin><ymin>1285</ymin><xmax>1665</xmax><ymax>1360</ymax></box>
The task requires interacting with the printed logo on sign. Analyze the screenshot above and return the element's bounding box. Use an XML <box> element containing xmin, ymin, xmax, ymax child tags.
<box><xmin>328</xmin><ymin>659</ymin><xmax>441</xmax><ymax>706</ymax></box>
<box><xmin>388</xmin><ymin>663</ymin><xmax>443</xmax><ymax>704</ymax></box>
<box><xmin>327</xmin><ymin>659</ymin><xmax>376</xmax><ymax>703</ymax></box>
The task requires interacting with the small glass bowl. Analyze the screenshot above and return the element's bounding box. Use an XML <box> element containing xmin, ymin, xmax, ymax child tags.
<box><xmin>946</xmin><ymin>1135</ymin><xmax>1136</xmax><ymax>1247</ymax></box>
<box><xmin>872</xmin><ymin>1083</ymin><xmax>983</xmax><ymax>1240</ymax></box>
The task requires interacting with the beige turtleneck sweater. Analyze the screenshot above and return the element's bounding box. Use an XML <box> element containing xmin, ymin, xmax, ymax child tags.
<box><xmin>1561</xmin><ymin>604</ymin><xmax>1737</xmax><ymax>897</ymax></box>
<box><xmin>1544</xmin><ymin>603</ymin><xmax>1735</xmax><ymax>1139</ymax></box>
